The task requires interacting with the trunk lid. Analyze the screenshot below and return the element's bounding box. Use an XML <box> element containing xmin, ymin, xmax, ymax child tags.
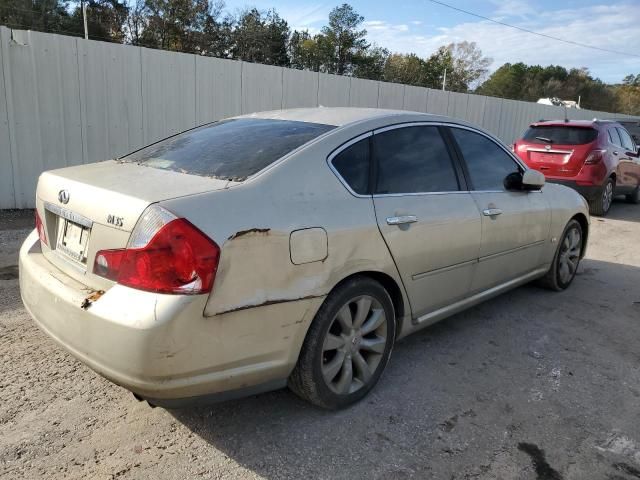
<box><xmin>517</xmin><ymin>142</ymin><xmax>595</xmax><ymax>177</ymax></box>
<box><xmin>36</xmin><ymin>160</ymin><xmax>233</xmax><ymax>290</ymax></box>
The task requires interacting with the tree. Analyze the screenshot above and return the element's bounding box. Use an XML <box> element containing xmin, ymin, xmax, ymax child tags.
<box><xmin>383</xmin><ymin>53</ymin><xmax>428</xmax><ymax>86</ymax></box>
<box><xmin>231</xmin><ymin>8</ymin><xmax>290</xmax><ymax>66</ymax></box>
<box><xmin>352</xmin><ymin>44</ymin><xmax>388</xmax><ymax>80</ymax></box>
<box><xmin>476</xmin><ymin>63</ymin><xmax>618</xmax><ymax>111</ymax></box>
<box><xmin>0</xmin><ymin>0</ymin><xmax>75</xmax><ymax>35</ymax></box>
<box><xmin>321</xmin><ymin>3</ymin><xmax>368</xmax><ymax>75</ymax></box>
<box><xmin>615</xmin><ymin>73</ymin><xmax>640</xmax><ymax>115</ymax></box>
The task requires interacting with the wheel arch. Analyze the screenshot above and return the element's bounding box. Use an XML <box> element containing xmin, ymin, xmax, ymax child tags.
<box><xmin>571</xmin><ymin>213</ymin><xmax>589</xmax><ymax>258</ymax></box>
<box><xmin>328</xmin><ymin>270</ymin><xmax>407</xmax><ymax>338</ymax></box>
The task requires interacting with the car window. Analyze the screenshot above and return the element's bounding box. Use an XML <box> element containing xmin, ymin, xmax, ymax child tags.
<box><xmin>373</xmin><ymin>126</ymin><xmax>459</xmax><ymax>194</ymax></box>
<box><xmin>124</xmin><ymin>118</ymin><xmax>336</xmax><ymax>181</ymax></box>
<box><xmin>451</xmin><ymin>127</ymin><xmax>520</xmax><ymax>191</ymax></box>
<box><xmin>608</xmin><ymin>128</ymin><xmax>622</xmax><ymax>147</ymax></box>
<box><xmin>522</xmin><ymin>126</ymin><xmax>598</xmax><ymax>145</ymax></box>
<box><xmin>331</xmin><ymin>138</ymin><xmax>370</xmax><ymax>195</ymax></box>
<box><xmin>616</xmin><ymin>128</ymin><xmax>635</xmax><ymax>151</ymax></box>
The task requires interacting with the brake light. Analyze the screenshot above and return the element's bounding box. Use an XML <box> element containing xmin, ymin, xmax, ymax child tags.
<box><xmin>585</xmin><ymin>149</ymin><xmax>605</xmax><ymax>165</ymax></box>
<box><xmin>94</xmin><ymin>206</ymin><xmax>220</xmax><ymax>295</ymax></box>
<box><xmin>35</xmin><ymin>209</ymin><xmax>47</xmax><ymax>246</ymax></box>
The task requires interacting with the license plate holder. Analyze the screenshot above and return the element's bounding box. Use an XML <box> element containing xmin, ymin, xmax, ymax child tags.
<box><xmin>56</xmin><ymin>218</ymin><xmax>91</xmax><ymax>265</ymax></box>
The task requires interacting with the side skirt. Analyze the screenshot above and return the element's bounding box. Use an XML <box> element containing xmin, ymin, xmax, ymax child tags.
<box><xmin>411</xmin><ymin>266</ymin><xmax>549</xmax><ymax>329</ymax></box>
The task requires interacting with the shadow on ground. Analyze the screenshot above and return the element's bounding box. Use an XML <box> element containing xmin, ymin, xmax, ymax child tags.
<box><xmin>171</xmin><ymin>258</ymin><xmax>640</xmax><ymax>479</ymax></box>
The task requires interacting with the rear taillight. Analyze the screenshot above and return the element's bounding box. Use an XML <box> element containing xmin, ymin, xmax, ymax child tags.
<box><xmin>94</xmin><ymin>206</ymin><xmax>220</xmax><ymax>295</ymax></box>
<box><xmin>585</xmin><ymin>149</ymin><xmax>606</xmax><ymax>165</ymax></box>
<box><xmin>35</xmin><ymin>209</ymin><xmax>47</xmax><ymax>246</ymax></box>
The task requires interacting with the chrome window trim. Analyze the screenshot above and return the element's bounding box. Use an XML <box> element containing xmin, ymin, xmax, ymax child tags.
<box><xmin>327</xmin><ymin>120</ymin><xmax>534</xmax><ymax>198</ymax></box>
<box><xmin>326</xmin><ymin>132</ymin><xmax>374</xmax><ymax>199</ymax></box>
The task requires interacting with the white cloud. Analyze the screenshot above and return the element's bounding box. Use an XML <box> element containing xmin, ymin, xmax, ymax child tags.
<box><xmin>363</xmin><ymin>3</ymin><xmax>640</xmax><ymax>83</ymax></box>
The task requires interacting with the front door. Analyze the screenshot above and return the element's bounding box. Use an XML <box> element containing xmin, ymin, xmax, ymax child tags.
<box><xmin>371</xmin><ymin>124</ymin><xmax>482</xmax><ymax>319</ymax></box>
<box><xmin>447</xmin><ymin>126</ymin><xmax>551</xmax><ymax>293</ymax></box>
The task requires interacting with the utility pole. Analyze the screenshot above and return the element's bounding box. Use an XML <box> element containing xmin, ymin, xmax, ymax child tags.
<box><xmin>82</xmin><ymin>0</ymin><xmax>88</xmax><ymax>40</ymax></box>
<box><xmin>442</xmin><ymin>68</ymin><xmax>447</xmax><ymax>91</ymax></box>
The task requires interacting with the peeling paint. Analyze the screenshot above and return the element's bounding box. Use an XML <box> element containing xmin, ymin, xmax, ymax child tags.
<box><xmin>227</xmin><ymin>228</ymin><xmax>271</xmax><ymax>240</ymax></box>
<box><xmin>214</xmin><ymin>295</ymin><xmax>321</xmax><ymax>316</ymax></box>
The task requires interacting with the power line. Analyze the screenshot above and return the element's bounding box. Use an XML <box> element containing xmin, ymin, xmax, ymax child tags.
<box><xmin>425</xmin><ymin>0</ymin><xmax>640</xmax><ymax>59</ymax></box>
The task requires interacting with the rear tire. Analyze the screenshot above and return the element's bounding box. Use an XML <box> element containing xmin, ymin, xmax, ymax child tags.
<box><xmin>589</xmin><ymin>177</ymin><xmax>614</xmax><ymax>216</ymax></box>
<box><xmin>626</xmin><ymin>186</ymin><xmax>640</xmax><ymax>204</ymax></box>
<box><xmin>538</xmin><ymin>219</ymin><xmax>583</xmax><ymax>291</ymax></box>
<box><xmin>288</xmin><ymin>276</ymin><xmax>396</xmax><ymax>410</ymax></box>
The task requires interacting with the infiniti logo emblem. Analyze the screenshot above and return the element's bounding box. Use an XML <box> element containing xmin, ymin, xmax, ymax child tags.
<box><xmin>58</xmin><ymin>190</ymin><xmax>70</xmax><ymax>204</ymax></box>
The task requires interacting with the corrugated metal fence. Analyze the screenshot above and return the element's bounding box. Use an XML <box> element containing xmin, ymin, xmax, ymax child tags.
<box><xmin>1</xmin><ymin>26</ymin><xmax>638</xmax><ymax>209</ymax></box>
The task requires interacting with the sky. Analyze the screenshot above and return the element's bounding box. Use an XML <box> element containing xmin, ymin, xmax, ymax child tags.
<box><xmin>222</xmin><ymin>0</ymin><xmax>640</xmax><ymax>84</ymax></box>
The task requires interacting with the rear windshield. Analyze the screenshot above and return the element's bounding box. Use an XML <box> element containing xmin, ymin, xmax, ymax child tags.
<box><xmin>123</xmin><ymin>118</ymin><xmax>336</xmax><ymax>180</ymax></box>
<box><xmin>522</xmin><ymin>126</ymin><xmax>598</xmax><ymax>145</ymax></box>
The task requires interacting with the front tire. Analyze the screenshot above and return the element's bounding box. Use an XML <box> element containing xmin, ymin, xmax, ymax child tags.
<box><xmin>288</xmin><ymin>276</ymin><xmax>396</xmax><ymax>410</ymax></box>
<box><xmin>538</xmin><ymin>219</ymin><xmax>583</xmax><ymax>291</ymax></box>
<box><xmin>589</xmin><ymin>177</ymin><xmax>614</xmax><ymax>216</ymax></box>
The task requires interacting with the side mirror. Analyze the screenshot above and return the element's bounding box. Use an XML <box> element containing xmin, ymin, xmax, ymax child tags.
<box><xmin>522</xmin><ymin>169</ymin><xmax>545</xmax><ymax>190</ymax></box>
<box><xmin>504</xmin><ymin>170</ymin><xmax>545</xmax><ymax>191</ymax></box>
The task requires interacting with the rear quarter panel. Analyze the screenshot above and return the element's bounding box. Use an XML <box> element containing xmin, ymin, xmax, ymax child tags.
<box><xmin>160</xmin><ymin>121</ymin><xmax>410</xmax><ymax>328</ymax></box>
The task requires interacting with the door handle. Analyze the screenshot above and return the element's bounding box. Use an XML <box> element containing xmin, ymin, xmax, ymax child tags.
<box><xmin>483</xmin><ymin>208</ymin><xmax>503</xmax><ymax>216</ymax></box>
<box><xmin>386</xmin><ymin>215</ymin><xmax>417</xmax><ymax>225</ymax></box>
<box><xmin>613</xmin><ymin>151</ymin><xmax>619</xmax><ymax>156</ymax></box>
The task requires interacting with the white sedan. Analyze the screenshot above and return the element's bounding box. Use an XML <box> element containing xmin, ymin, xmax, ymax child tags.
<box><xmin>20</xmin><ymin>108</ymin><xmax>589</xmax><ymax>409</ymax></box>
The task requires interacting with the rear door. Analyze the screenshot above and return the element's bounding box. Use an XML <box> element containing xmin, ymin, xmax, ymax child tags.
<box><xmin>448</xmin><ymin>127</ymin><xmax>551</xmax><ymax>293</ymax></box>
<box><xmin>371</xmin><ymin>124</ymin><xmax>482</xmax><ymax>319</ymax></box>
<box><xmin>615</xmin><ymin>127</ymin><xmax>640</xmax><ymax>191</ymax></box>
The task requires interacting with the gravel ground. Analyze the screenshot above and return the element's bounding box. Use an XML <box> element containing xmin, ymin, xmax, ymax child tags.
<box><xmin>1</xmin><ymin>202</ymin><xmax>640</xmax><ymax>480</ymax></box>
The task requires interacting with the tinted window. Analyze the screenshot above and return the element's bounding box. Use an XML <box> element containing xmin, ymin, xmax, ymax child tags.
<box><xmin>124</xmin><ymin>118</ymin><xmax>335</xmax><ymax>180</ymax></box>
<box><xmin>451</xmin><ymin>128</ymin><xmax>520</xmax><ymax>191</ymax></box>
<box><xmin>608</xmin><ymin>128</ymin><xmax>622</xmax><ymax>146</ymax></box>
<box><xmin>617</xmin><ymin>128</ymin><xmax>634</xmax><ymax>150</ymax></box>
<box><xmin>332</xmin><ymin>138</ymin><xmax>370</xmax><ymax>195</ymax></box>
<box><xmin>523</xmin><ymin>126</ymin><xmax>598</xmax><ymax>145</ymax></box>
<box><xmin>374</xmin><ymin>126</ymin><xmax>459</xmax><ymax>194</ymax></box>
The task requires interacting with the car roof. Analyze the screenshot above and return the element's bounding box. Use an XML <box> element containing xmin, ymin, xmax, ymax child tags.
<box><xmin>236</xmin><ymin>107</ymin><xmax>451</xmax><ymax>127</ymax></box>
<box><xmin>529</xmin><ymin>119</ymin><xmax>617</xmax><ymax>129</ymax></box>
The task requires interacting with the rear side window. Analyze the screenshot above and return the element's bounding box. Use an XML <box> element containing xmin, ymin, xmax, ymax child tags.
<box><xmin>373</xmin><ymin>126</ymin><xmax>459</xmax><ymax>194</ymax></box>
<box><xmin>124</xmin><ymin>118</ymin><xmax>336</xmax><ymax>181</ymax></box>
<box><xmin>522</xmin><ymin>126</ymin><xmax>598</xmax><ymax>145</ymax></box>
<box><xmin>616</xmin><ymin>128</ymin><xmax>635</xmax><ymax>150</ymax></box>
<box><xmin>331</xmin><ymin>138</ymin><xmax>370</xmax><ymax>195</ymax></box>
<box><xmin>608</xmin><ymin>128</ymin><xmax>622</xmax><ymax>146</ymax></box>
<box><xmin>451</xmin><ymin>128</ymin><xmax>520</xmax><ymax>191</ymax></box>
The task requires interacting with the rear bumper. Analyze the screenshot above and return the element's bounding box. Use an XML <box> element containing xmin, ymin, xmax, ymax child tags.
<box><xmin>19</xmin><ymin>230</ymin><xmax>323</xmax><ymax>404</ymax></box>
<box><xmin>545</xmin><ymin>179</ymin><xmax>601</xmax><ymax>201</ymax></box>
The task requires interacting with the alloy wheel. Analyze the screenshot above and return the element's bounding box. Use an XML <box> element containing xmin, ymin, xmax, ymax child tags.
<box><xmin>321</xmin><ymin>295</ymin><xmax>387</xmax><ymax>395</ymax></box>
<box><xmin>602</xmin><ymin>181</ymin><xmax>614</xmax><ymax>213</ymax></box>
<box><xmin>558</xmin><ymin>226</ymin><xmax>581</xmax><ymax>284</ymax></box>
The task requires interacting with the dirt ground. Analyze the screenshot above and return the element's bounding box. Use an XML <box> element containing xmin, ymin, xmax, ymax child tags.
<box><xmin>1</xmin><ymin>201</ymin><xmax>640</xmax><ymax>480</ymax></box>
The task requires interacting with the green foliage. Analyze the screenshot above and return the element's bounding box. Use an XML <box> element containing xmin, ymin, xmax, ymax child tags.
<box><xmin>475</xmin><ymin>63</ymin><xmax>624</xmax><ymax>112</ymax></box>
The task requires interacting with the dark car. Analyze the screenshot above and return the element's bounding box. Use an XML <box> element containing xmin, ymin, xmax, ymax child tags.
<box><xmin>514</xmin><ymin>120</ymin><xmax>640</xmax><ymax>215</ymax></box>
<box><xmin>613</xmin><ymin>120</ymin><xmax>640</xmax><ymax>145</ymax></box>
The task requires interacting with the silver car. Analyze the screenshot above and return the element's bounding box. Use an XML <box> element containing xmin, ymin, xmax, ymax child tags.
<box><xmin>20</xmin><ymin>108</ymin><xmax>589</xmax><ymax>409</ymax></box>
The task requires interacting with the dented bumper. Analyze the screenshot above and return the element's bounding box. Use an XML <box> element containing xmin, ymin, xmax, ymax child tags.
<box><xmin>19</xmin><ymin>230</ymin><xmax>324</xmax><ymax>403</ymax></box>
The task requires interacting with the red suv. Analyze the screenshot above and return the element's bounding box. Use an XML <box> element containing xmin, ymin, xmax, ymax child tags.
<box><xmin>514</xmin><ymin>120</ymin><xmax>640</xmax><ymax>215</ymax></box>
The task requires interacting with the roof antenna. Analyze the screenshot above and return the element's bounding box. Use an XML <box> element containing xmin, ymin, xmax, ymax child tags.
<box><xmin>564</xmin><ymin>105</ymin><xmax>569</xmax><ymax>123</ymax></box>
